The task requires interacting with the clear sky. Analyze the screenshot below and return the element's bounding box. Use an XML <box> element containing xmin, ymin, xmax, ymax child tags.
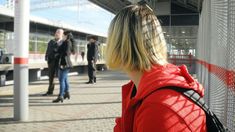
<box><xmin>30</xmin><ymin>0</ymin><xmax>114</xmax><ymax>36</ymax></box>
<box><xmin>0</xmin><ymin>0</ymin><xmax>115</xmax><ymax>36</ymax></box>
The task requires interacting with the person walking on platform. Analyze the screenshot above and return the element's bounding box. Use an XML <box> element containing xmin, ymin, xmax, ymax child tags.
<box><xmin>52</xmin><ymin>31</ymin><xmax>73</xmax><ymax>103</ymax></box>
<box><xmin>0</xmin><ymin>48</ymin><xmax>3</xmax><ymax>64</ymax></box>
<box><xmin>86</xmin><ymin>35</ymin><xmax>99</xmax><ymax>84</ymax></box>
<box><xmin>106</xmin><ymin>2</ymin><xmax>207</xmax><ymax>132</ymax></box>
<box><xmin>43</xmin><ymin>29</ymin><xmax>64</xmax><ymax>96</ymax></box>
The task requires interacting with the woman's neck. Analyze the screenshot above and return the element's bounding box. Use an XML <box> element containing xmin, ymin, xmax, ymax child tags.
<box><xmin>127</xmin><ymin>71</ymin><xmax>143</xmax><ymax>90</ymax></box>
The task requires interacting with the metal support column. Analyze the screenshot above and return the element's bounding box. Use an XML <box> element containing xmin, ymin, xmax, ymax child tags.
<box><xmin>13</xmin><ymin>0</ymin><xmax>30</xmax><ymax>121</ymax></box>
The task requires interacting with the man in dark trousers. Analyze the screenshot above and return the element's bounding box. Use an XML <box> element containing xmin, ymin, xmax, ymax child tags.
<box><xmin>86</xmin><ymin>35</ymin><xmax>99</xmax><ymax>84</ymax></box>
<box><xmin>0</xmin><ymin>48</ymin><xmax>3</xmax><ymax>64</ymax></box>
<box><xmin>43</xmin><ymin>29</ymin><xmax>64</xmax><ymax>96</ymax></box>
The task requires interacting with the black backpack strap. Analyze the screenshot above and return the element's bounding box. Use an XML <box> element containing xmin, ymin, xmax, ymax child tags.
<box><xmin>158</xmin><ymin>86</ymin><xmax>228</xmax><ymax>132</ymax></box>
<box><xmin>159</xmin><ymin>87</ymin><xmax>209</xmax><ymax>111</ymax></box>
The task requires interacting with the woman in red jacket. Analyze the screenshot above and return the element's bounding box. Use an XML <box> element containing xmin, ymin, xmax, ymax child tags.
<box><xmin>105</xmin><ymin>2</ymin><xmax>207</xmax><ymax>132</ymax></box>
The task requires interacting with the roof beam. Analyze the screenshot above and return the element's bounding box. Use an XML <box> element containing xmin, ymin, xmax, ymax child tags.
<box><xmin>88</xmin><ymin>0</ymin><xmax>131</xmax><ymax>14</ymax></box>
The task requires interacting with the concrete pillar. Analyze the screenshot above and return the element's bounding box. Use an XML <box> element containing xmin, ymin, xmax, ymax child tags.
<box><xmin>13</xmin><ymin>0</ymin><xmax>30</xmax><ymax>121</ymax></box>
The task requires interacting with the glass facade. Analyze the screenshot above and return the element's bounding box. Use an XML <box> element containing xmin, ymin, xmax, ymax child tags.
<box><xmin>0</xmin><ymin>29</ymin><xmax>106</xmax><ymax>61</ymax></box>
<box><xmin>162</xmin><ymin>26</ymin><xmax>198</xmax><ymax>56</ymax></box>
<box><xmin>0</xmin><ymin>31</ymin><xmax>6</xmax><ymax>49</ymax></box>
<box><xmin>29</xmin><ymin>33</ymin><xmax>53</xmax><ymax>54</ymax></box>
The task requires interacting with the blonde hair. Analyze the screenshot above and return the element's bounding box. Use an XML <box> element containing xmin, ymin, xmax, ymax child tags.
<box><xmin>106</xmin><ymin>4</ymin><xmax>168</xmax><ymax>72</ymax></box>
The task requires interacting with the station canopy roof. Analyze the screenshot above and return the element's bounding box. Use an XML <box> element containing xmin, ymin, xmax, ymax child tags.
<box><xmin>88</xmin><ymin>0</ymin><xmax>202</xmax><ymax>14</ymax></box>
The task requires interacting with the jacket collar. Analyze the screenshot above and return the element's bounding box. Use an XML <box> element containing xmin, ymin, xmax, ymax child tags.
<box><xmin>121</xmin><ymin>64</ymin><xmax>204</xmax><ymax>108</ymax></box>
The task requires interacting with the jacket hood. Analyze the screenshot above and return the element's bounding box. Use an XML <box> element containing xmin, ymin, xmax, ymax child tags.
<box><xmin>134</xmin><ymin>64</ymin><xmax>204</xmax><ymax>100</ymax></box>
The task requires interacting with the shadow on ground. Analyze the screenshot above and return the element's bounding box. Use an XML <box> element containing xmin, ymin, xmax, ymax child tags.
<box><xmin>0</xmin><ymin>116</ymin><xmax>116</xmax><ymax>124</ymax></box>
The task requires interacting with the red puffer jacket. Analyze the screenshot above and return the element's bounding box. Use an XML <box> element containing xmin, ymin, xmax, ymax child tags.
<box><xmin>114</xmin><ymin>64</ymin><xmax>207</xmax><ymax>132</ymax></box>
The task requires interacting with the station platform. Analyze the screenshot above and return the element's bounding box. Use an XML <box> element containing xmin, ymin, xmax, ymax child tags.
<box><xmin>0</xmin><ymin>70</ymin><xmax>128</xmax><ymax>132</ymax></box>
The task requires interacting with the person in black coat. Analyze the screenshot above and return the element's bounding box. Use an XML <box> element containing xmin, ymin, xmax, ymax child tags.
<box><xmin>0</xmin><ymin>48</ymin><xmax>3</xmax><ymax>64</ymax></box>
<box><xmin>43</xmin><ymin>29</ymin><xmax>63</xmax><ymax>96</ymax></box>
<box><xmin>86</xmin><ymin>35</ymin><xmax>99</xmax><ymax>84</ymax></box>
<box><xmin>52</xmin><ymin>31</ymin><xmax>73</xmax><ymax>103</ymax></box>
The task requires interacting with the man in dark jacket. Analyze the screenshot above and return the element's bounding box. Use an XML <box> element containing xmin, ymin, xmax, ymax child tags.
<box><xmin>0</xmin><ymin>48</ymin><xmax>3</xmax><ymax>64</ymax></box>
<box><xmin>86</xmin><ymin>35</ymin><xmax>99</xmax><ymax>84</ymax></box>
<box><xmin>43</xmin><ymin>29</ymin><xmax>64</xmax><ymax>96</ymax></box>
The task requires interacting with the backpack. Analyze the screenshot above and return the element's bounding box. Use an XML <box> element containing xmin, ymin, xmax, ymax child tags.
<box><xmin>158</xmin><ymin>87</ymin><xmax>229</xmax><ymax>132</ymax></box>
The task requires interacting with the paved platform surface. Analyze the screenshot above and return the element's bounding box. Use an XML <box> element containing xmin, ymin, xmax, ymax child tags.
<box><xmin>0</xmin><ymin>70</ymin><xmax>129</xmax><ymax>132</ymax></box>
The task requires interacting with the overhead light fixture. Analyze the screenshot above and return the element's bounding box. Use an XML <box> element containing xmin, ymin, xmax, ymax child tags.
<box><xmin>166</xmin><ymin>34</ymin><xmax>170</xmax><ymax>37</ymax></box>
<box><xmin>182</xmin><ymin>31</ymin><xmax>185</xmax><ymax>34</ymax></box>
<box><xmin>185</xmin><ymin>39</ymin><xmax>188</xmax><ymax>41</ymax></box>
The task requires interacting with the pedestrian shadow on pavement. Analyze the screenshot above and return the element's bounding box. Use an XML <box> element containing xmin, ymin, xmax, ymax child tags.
<box><xmin>0</xmin><ymin>98</ymin><xmax>13</xmax><ymax>103</ymax></box>
<box><xmin>29</xmin><ymin>82</ymin><xmax>49</xmax><ymax>86</ymax></box>
<box><xmin>0</xmin><ymin>94</ymin><xmax>57</xmax><ymax>107</ymax></box>
<box><xmin>0</xmin><ymin>95</ymin><xmax>13</xmax><ymax>98</ymax></box>
<box><xmin>69</xmin><ymin>81</ymin><xmax>89</xmax><ymax>85</ymax></box>
<box><xmin>70</xmin><ymin>92</ymin><xmax>121</xmax><ymax>95</ymax></box>
<box><xmin>0</xmin><ymin>101</ymin><xmax>121</xmax><ymax>107</ymax></box>
<box><xmin>0</xmin><ymin>118</ymin><xmax>14</xmax><ymax>123</ymax></box>
<box><xmin>0</xmin><ymin>116</ymin><xmax>117</xmax><ymax>124</ymax></box>
<box><xmin>97</xmin><ymin>73</ymin><xmax>129</xmax><ymax>80</ymax></box>
<box><xmin>0</xmin><ymin>94</ymin><xmax>56</xmax><ymax>98</ymax></box>
<box><xmin>70</xmin><ymin>85</ymin><xmax>121</xmax><ymax>89</ymax></box>
<box><xmin>29</xmin><ymin>94</ymin><xmax>58</xmax><ymax>97</ymax></box>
